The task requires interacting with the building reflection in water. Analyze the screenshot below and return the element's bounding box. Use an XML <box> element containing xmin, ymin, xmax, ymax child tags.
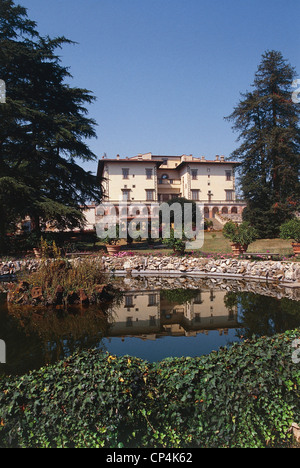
<box><xmin>107</xmin><ymin>288</ymin><xmax>239</xmax><ymax>341</ymax></box>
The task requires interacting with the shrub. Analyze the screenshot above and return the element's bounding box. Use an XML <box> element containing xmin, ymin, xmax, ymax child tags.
<box><xmin>40</xmin><ymin>237</ymin><xmax>62</xmax><ymax>259</ymax></box>
<box><xmin>280</xmin><ymin>219</ymin><xmax>300</xmax><ymax>243</ymax></box>
<box><xmin>103</xmin><ymin>224</ymin><xmax>121</xmax><ymax>245</ymax></box>
<box><xmin>0</xmin><ymin>353</ymin><xmax>148</xmax><ymax>448</ymax></box>
<box><xmin>204</xmin><ymin>219</ymin><xmax>213</xmax><ymax>230</ymax></box>
<box><xmin>145</xmin><ymin>330</ymin><xmax>300</xmax><ymax>448</ymax></box>
<box><xmin>223</xmin><ymin>221</ymin><xmax>258</xmax><ymax>246</ymax></box>
<box><xmin>8</xmin><ymin>258</ymin><xmax>110</xmax><ymax>306</ymax></box>
<box><xmin>0</xmin><ymin>329</ymin><xmax>299</xmax><ymax>448</ymax></box>
<box><xmin>162</xmin><ymin>228</ymin><xmax>187</xmax><ymax>254</ymax></box>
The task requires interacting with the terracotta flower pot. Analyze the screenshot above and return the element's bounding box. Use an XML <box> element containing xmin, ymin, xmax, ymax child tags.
<box><xmin>106</xmin><ymin>244</ymin><xmax>121</xmax><ymax>256</ymax></box>
<box><xmin>231</xmin><ymin>243</ymin><xmax>247</xmax><ymax>256</ymax></box>
<box><xmin>292</xmin><ymin>242</ymin><xmax>300</xmax><ymax>257</ymax></box>
<box><xmin>173</xmin><ymin>247</ymin><xmax>185</xmax><ymax>255</ymax></box>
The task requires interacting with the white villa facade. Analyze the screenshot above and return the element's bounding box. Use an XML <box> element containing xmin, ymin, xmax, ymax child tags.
<box><xmin>18</xmin><ymin>153</ymin><xmax>246</xmax><ymax>235</ymax></box>
<box><xmin>97</xmin><ymin>153</ymin><xmax>246</xmax><ymax>223</ymax></box>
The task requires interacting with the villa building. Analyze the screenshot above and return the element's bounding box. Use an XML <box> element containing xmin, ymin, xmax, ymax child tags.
<box><xmin>18</xmin><ymin>153</ymin><xmax>246</xmax><ymax>235</ymax></box>
<box><xmin>97</xmin><ymin>153</ymin><xmax>246</xmax><ymax>223</ymax></box>
<box><xmin>107</xmin><ymin>287</ymin><xmax>239</xmax><ymax>340</ymax></box>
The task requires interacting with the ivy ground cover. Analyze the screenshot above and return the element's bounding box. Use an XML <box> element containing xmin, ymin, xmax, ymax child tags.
<box><xmin>0</xmin><ymin>329</ymin><xmax>299</xmax><ymax>448</ymax></box>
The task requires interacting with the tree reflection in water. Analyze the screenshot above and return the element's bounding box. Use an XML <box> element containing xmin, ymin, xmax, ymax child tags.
<box><xmin>0</xmin><ymin>285</ymin><xmax>299</xmax><ymax>376</ymax></box>
<box><xmin>0</xmin><ymin>289</ymin><xmax>124</xmax><ymax>376</ymax></box>
<box><xmin>225</xmin><ymin>291</ymin><xmax>300</xmax><ymax>340</ymax></box>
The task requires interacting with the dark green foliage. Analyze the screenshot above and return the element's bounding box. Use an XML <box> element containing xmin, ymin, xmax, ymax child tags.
<box><xmin>0</xmin><ymin>353</ymin><xmax>149</xmax><ymax>448</ymax></box>
<box><xmin>0</xmin><ymin>329</ymin><xmax>299</xmax><ymax>448</ymax></box>
<box><xmin>223</xmin><ymin>220</ymin><xmax>258</xmax><ymax>246</ymax></box>
<box><xmin>0</xmin><ymin>1</ymin><xmax>101</xmax><ymax>251</ymax></box>
<box><xmin>160</xmin><ymin>288</ymin><xmax>200</xmax><ymax>305</ymax></box>
<box><xmin>226</xmin><ymin>50</ymin><xmax>300</xmax><ymax>238</ymax></box>
<box><xmin>280</xmin><ymin>218</ymin><xmax>300</xmax><ymax>243</ymax></box>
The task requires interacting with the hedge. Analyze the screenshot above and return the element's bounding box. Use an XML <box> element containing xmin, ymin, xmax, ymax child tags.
<box><xmin>0</xmin><ymin>329</ymin><xmax>299</xmax><ymax>448</ymax></box>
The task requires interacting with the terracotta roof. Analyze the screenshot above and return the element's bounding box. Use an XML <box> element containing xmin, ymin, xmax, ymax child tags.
<box><xmin>97</xmin><ymin>155</ymin><xmax>240</xmax><ymax>177</ymax></box>
<box><xmin>97</xmin><ymin>158</ymin><xmax>162</xmax><ymax>177</ymax></box>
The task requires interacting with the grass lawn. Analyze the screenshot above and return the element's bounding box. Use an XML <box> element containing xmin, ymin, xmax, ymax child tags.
<box><xmin>199</xmin><ymin>231</ymin><xmax>294</xmax><ymax>256</ymax></box>
<box><xmin>93</xmin><ymin>231</ymin><xmax>295</xmax><ymax>257</ymax></box>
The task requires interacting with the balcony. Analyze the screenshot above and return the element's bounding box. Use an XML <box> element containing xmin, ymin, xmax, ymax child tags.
<box><xmin>158</xmin><ymin>179</ymin><xmax>181</xmax><ymax>185</ymax></box>
<box><xmin>204</xmin><ymin>199</ymin><xmax>246</xmax><ymax>205</ymax></box>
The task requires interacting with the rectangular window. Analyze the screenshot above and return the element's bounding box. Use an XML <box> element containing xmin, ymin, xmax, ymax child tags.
<box><xmin>191</xmin><ymin>190</ymin><xmax>200</xmax><ymax>201</ymax></box>
<box><xmin>146</xmin><ymin>168</ymin><xmax>153</xmax><ymax>179</ymax></box>
<box><xmin>148</xmin><ymin>294</ymin><xmax>157</xmax><ymax>306</ymax></box>
<box><xmin>146</xmin><ymin>189</ymin><xmax>155</xmax><ymax>201</ymax></box>
<box><xmin>226</xmin><ymin>171</ymin><xmax>232</xmax><ymax>181</ymax></box>
<box><xmin>122</xmin><ymin>189</ymin><xmax>131</xmax><ymax>201</ymax></box>
<box><xmin>191</xmin><ymin>169</ymin><xmax>198</xmax><ymax>180</ymax></box>
<box><xmin>125</xmin><ymin>296</ymin><xmax>133</xmax><ymax>307</ymax></box>
<box><xmin>226</xmin><ymin>190</ymin><xmax>233</xmax><ymax>201</ymax></box>
<box><xmin>122</xmin><ymin>168</ymin><xmax>129</xmax><ymax>179</ymax></box>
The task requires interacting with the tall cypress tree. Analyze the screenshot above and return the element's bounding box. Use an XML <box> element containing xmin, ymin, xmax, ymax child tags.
<box><xmin>0</xmin><ymin>0</ymin><xmax>101</xmax><ymax>249</ymax></box>
<box><xmin>226</xmin><ymin>50</ymin><xmax>300</xmax><ymax>238</ymax></box>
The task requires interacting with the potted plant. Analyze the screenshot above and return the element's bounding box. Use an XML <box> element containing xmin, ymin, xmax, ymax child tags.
<box><xmin>223</xmin><ymin>221</ymin><xmax>258</xmax><ymax>256</ymax></box>
<box><xmin>162</xmin><ymin>227</ymin><xmax>187</xmax><ymax>255</ymax></box>
<box><xmin>103</xmin><ymin>224</ymin><xmax>121</xmax><ymax>255</ymax></box>
<box><xmin>280</xmin><ymin>218</ymin><xmax>300</xmax><ymax>256</ymax></box>
<box><xmin>204</xmin><ymin>219</ymin><xmax>214</xmax><ymax>231</ymax></box>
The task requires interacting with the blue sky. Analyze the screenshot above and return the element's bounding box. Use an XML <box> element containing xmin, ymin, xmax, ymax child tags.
<box><xmin>19</xmin><ymin>0</ymin><xmax>300</xmax><ymax>174</ymax></box>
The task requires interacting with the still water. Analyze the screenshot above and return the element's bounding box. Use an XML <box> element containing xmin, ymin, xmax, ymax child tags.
<box><xmin>0</xmin><ymin>283</ymin><xmax>299</xmax><ymax>376</ymax></box>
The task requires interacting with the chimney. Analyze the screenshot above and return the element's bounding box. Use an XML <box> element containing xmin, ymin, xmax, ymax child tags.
<box><xmin>117</xmin><ymin>154</ymin><xmax>120</xmax><ymax>160</ymax></box>
<box><xmin>220</xmin><ymin>155</ymin><xmax>225</xmax><ymax>162</ymax></box>
<box><xmin>215</xmin><ymin>155</ymin><xmax>220</xmax><ymax>161</ymax></box>
<box><xmin>201</xmin><ymin>156</ymin><xmax>206</xmax><ymax>162</ymax></box>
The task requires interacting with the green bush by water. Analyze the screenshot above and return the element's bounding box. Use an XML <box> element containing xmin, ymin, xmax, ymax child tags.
<box><xmin>0</xmin><ymin>329</ymin><xmax>299</xmax><ymax>448</ymax></box>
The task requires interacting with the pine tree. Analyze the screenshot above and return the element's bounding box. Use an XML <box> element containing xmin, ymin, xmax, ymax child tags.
<box><xmin>226</xmin><ymin>50</ymin><xmax>300</xmax><ymax>238</ymax></box>
<box><xmin>0</xmin><ymin>0</ymin><xmax>101</xmax><ymax>249</ymax></box>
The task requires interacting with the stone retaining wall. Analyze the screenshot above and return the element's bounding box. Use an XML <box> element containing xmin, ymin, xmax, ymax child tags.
<box><xmin>102</xmin><ymin>255</ymin><xmax>300</xmax><ymax>285</ymax></box>
<box><xmin>1</xmin><ymin>256</ymin><xmax>300</xmax><ymax>286</ymax></box>
<box><xmin>0</xmin><ymin>259</ymin><xmax>39</xmax><ymax>276</ymax></box>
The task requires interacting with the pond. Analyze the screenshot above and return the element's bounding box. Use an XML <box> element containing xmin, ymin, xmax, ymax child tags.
<box><xmin>0</xmin><ymin>279</ymin><xmax>299</xmax><ymax>376</ymax></box>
